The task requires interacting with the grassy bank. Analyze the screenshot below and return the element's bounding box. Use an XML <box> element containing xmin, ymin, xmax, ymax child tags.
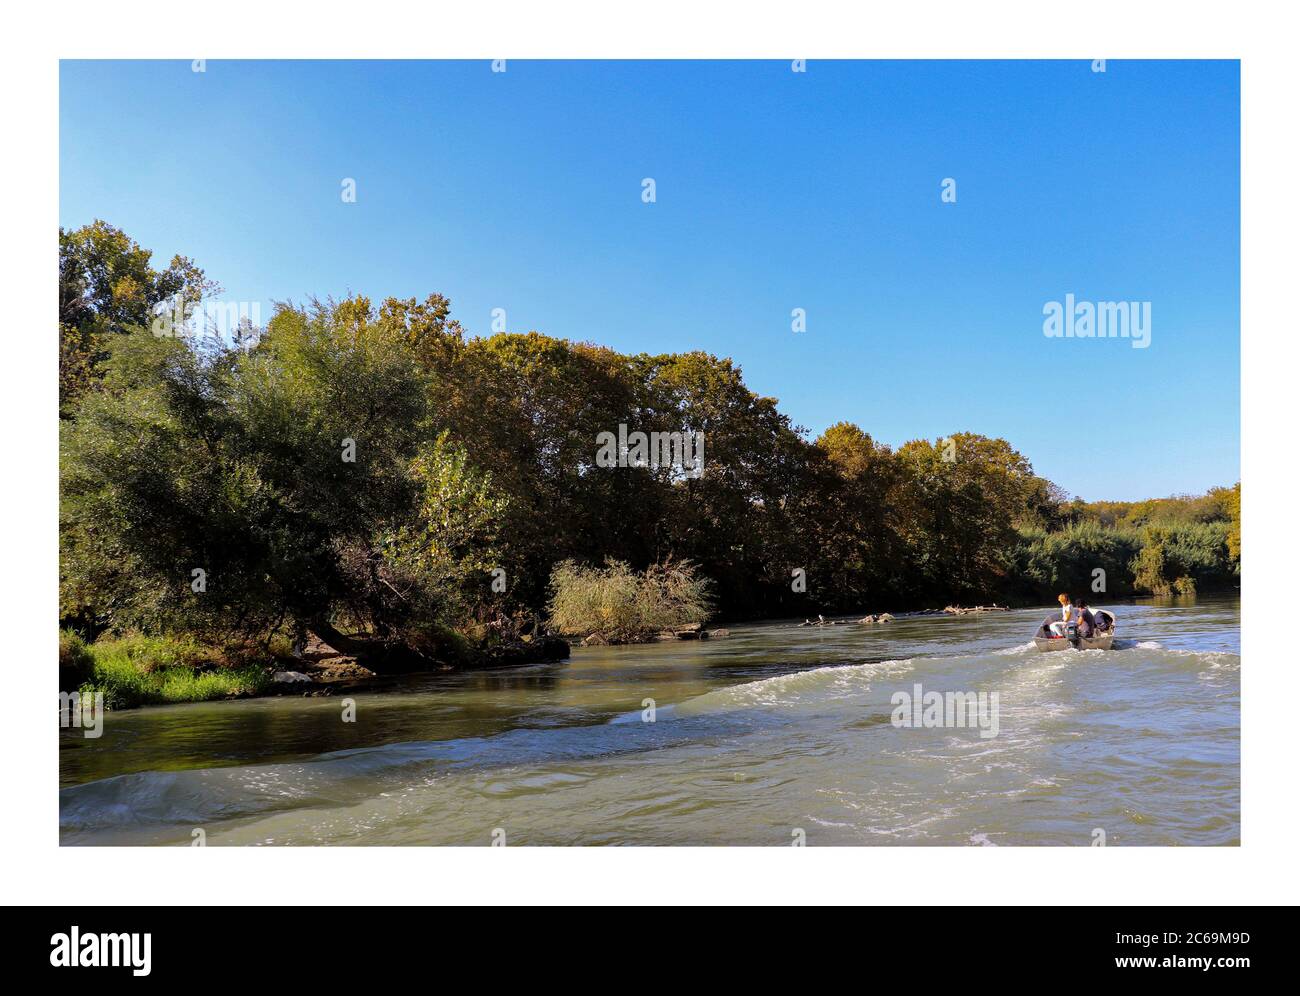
<box><xmin>61</xmin><ymin>631</ymin><xmax>271</xmax><ymax>709</ymax></box>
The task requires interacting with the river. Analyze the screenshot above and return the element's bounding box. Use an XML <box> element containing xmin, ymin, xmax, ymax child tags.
<box><xmin>60</xmin><ymin>596</ymin><xmax>1240</xmax><ymax>845</ymax></box>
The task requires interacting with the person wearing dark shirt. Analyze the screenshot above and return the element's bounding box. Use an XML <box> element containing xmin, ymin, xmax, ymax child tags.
<box><xmin>1075</xmin><ymin>598</ymin><xmax>1096</xmax><ymax>638</ymax></box>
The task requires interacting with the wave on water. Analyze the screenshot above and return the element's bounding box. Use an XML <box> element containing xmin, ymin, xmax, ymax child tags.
<box><xmin>1105</xmin><ymin>641</ymin><xmax>1240</xmax><ymax>669</ymax></box>
<box><xmin>1001</xmin><ymin>640</ymin><xmax>1205</xmax><ymax>664</ymax></box>
<box><xmin>668</xmin><ymin>658</ymin><xmax>916</xmax><ymax>717</ymax></box>
<box><xmin>66</xmin><ymin>658</ymin><xmax>917</xmax><ymax>841</ymax></box>
<box><xmin>995</xmin><ymin>641</ymin><xmax>1038</xmax><ymax>656</ymax></box>
<box><xmin>60</xmin><ymin>714</ymin><xmax>754</xmax><ymax>842</ymax></box>
<box><xmin>61</xmin><ymin>630</ymin><xmax>1239</xmax><ymax>845</ymax></box>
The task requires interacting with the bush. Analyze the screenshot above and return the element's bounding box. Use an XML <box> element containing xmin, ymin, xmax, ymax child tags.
<box><xmin>1162</xmin><ymin>521</ymin><xmax>1233</xmax><ymax>588</ymax></box>
<box><xmin>1015</xmin><ymin>522</ymin><xmax>1143</xmax><ymax>599</ymax></box>
<box><xmin>76</xmin><ymin>633</ymin><xmax>271</xmax><ymax>709</ymax></box>
<box><xmin>1015</xmin><ymin>518</ymin><xmax>1236</xmax><ymax>603</ymax></box>
<box><xmin>1132</xmin><ymin>537</ymin><xmax>1171</xmax><ymax>595</ymax></box>
<box><xmin>58</xmin><ymin>629</ymin><xmax>96</xmax><ymax>689</ymax></box>
<box><xmin>548</xmin><ymin>559</ymin><xmax>713</xmax><ymax>642</ymax></box>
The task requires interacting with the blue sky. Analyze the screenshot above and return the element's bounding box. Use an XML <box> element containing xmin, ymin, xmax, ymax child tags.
<box><xmin>60</xmin><ymin>60</ymin><xmax>1239</xmax><ymax>501</ymax></box>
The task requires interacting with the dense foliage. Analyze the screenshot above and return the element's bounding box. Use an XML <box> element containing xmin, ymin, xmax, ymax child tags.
<box><xmin>1014</xmin><ymin>517</ymin><xmax>1236</xmax><ymax>601</ymax></box>
<box><xmin>59</xmin><ymin>224</ymin><xmax>1241</xmax><ymax>667</ymax></box>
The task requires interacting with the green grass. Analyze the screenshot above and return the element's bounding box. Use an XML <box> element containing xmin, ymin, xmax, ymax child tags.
<box><xmin>72</xmin><ymin>632</ymin><xmax>272</xmax><ymax>709</ymax></box>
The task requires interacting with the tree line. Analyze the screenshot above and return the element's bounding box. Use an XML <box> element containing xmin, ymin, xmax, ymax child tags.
<box><xmin>59</xmin><ymin>222</ymin><xmax>1240</xmax><ymax>663</ymax></box>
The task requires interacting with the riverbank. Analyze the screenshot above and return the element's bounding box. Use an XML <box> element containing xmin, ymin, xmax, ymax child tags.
<box><xmin>62</xmin><ymin>592</ymin><xmax>1232</xmax><ymax>711</ymax></box>
<box><xmin>61</xmin><ymin>629</ymin><xmax>572</xmax><ymax>710</ymax></box>
<box><xmin>60</xmin><ymin>605</ymin><xmax>1014</xmax><ymax>710</ymax></box>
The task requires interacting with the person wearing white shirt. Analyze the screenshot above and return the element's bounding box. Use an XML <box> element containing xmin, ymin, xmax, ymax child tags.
<box><xmin>1049</xmin><ymin>593</ymin><xmax>1072</xmax><ymax>637</ymax></box>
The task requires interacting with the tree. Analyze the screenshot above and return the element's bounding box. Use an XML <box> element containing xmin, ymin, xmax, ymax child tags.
<box><xmin>60</xmin><ymin>220</ymin><xmax>217</xmax><ymax>412</ymax></box>
<box><xmin>803</xmin><ymin>423</ymin><xmax>907</xmax><ymax>610</ymax></box>
<box><xmin>892</xmin><ymin>433</ymin><xmax>1042</xmax><ymax>602</ymax></box>
<box><xmin>638</xmin><ymin>351</ymin><xmax>812</xmax><ymax>617</ymax></box>
<box><xmin>60</xmin><ymin>233</ymin><xmax>1239</xmax><ymax>656</ymax></box>
<box><xmin>60</xmin><ymin>297</ymin><xmax>492</xmax><ymax>665</ymax></box>
<box><xmin>1132</xmin><ymin>527</ymin><xmax>1173</xmax><ymax>595</ymax></box>
<box><xmin>1221</xmin><ymin>482</ymin><xmax>1241</xmax><ymax>568</ymax></box>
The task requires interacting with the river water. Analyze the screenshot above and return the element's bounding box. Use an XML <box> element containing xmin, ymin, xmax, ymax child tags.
<box><xmin>60</xmin><ymin>596</ymin><xmax>1239</xmax><ymax>846</ymax></box>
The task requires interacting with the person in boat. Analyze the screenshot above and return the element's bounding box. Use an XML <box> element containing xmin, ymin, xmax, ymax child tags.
<box><xmin>1049</xmin><ymin>593</ymin><xmax>1072</xmax><ymax>637</ymax></box>
<box><xmin>1092</xmin><ymin>607</ymin><xmax>1111</xmax><ymax>633</ymax></box>
<box><xmin>1075</xmin><ymin>598</ymin><xmax>1097</xmax><ymax>639</ymax></box>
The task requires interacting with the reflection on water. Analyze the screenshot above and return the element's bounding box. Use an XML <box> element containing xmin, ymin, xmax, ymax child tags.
<box><xmin>60</xmin><ymin>595</ymin><xmax>1240</xmax><ymax>846</ymax></box>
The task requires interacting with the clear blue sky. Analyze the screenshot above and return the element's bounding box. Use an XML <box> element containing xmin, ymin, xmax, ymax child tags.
<box><xmin>60</xmin><ymin>60</ymin><xmax>1239</xmax><ymax>501</ymax></box>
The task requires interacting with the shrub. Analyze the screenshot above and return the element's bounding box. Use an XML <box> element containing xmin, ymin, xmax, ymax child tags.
<box><xmin>1015</xmin><ymin>522</ymin><xmax>1143</xmax><ymax>599</ymax></box>
<box><xmin>1131</xmin><ymin>525</ymin><xmax>1175</xmax><ymax>595</ymax></box>
<box><xmin>1162</xmin><ymin>521</ymin><xmax>1233</xmax><ymax>589</ymax></box>
<box><xmin>548</xmin><ymin>559</ymin><xmax>713</xmax><ymax>642</ymax></box>
<box><xmin>76</xmin><ymin>633</ymin><xmax>271</xmax><ymax>709</ymax></box>
<box><xmin>58</xmin><ymin>629</ymin><xmax>96</xmax><ymax>689</ymax></box>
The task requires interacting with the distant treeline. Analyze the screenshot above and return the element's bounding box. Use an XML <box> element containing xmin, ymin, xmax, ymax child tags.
<box><xmin>59</xmin><ymin>222</ymin><xmax>1239</xmax><ymax>660</ymax></box>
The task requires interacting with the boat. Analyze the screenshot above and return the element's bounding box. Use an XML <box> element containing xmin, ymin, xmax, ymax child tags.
<box><xmin>1033</xmin><ymin>610</ymin><xmax>1116</xmax><ymax>651</ymax></box>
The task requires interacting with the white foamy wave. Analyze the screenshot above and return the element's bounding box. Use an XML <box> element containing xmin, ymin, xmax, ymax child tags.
<box><xmin>63</xmin><ymin>718</ymin><xmax>722</xmax><ymax>840</ymax></box>
<box><xmin>671</xmin><ymin>658</ymin><xmax>916</xmax><ymax>717</ymax></box>
<box><xmin>995</xmin><ymin>642</ymin><xmax>1038</xmax><ymax>657</ymax></box>
<box><xmin>1199</xmin><ymin>656</ymin><xmax>1241</xmax><ymax>671</ymax></box>
<box><xmin>1122</xmin><ymin>645</ymin><xmax>1241</xmax><ymax>670</ymax></box>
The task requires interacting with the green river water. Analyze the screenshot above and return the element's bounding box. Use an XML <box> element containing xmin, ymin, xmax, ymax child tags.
<box><xmin>60</xmin><ymin>596</ymin><xmax>1239</xmax><ymax>845</ymax></box>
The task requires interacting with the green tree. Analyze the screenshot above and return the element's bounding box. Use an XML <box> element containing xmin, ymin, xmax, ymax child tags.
<box><xmin>59</xmin><ymin>297</ymin><xmax>488</xmax><ymax>665</ymax></box>
<box><xmin>1132</xmin><ymin>527</ymin><xmax>1173</xmax><ymax>595</ymax></box>
<box><xmin>1223</xmin><ymin>482</ymin><xmax>1241</xmax><ymax>569</ymax></box>
<box><xmin>59</xmin><ymin>221</ymin><xmax>216</xmax><ymax>412</ymax></box>
<box><xmin>802</xmin><ymin>423</ymin><xmax>907</xmax><ymax>610</ymax></box>
<box><xmin>892</xmin><ymin>433</ymin><xmax>1042</xmax><ymax>602</ymax></box>
<box><xmin>60</xmin><ymin>236</ymin><xmax>1240</xmax><ymax>658</ymax></box>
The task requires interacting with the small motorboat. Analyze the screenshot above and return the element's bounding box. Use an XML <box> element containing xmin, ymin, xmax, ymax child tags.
<box><xmin>1033</xmin><ymin>610</ymin><xmax>1116</xmax><ymax>651</ymax></box>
